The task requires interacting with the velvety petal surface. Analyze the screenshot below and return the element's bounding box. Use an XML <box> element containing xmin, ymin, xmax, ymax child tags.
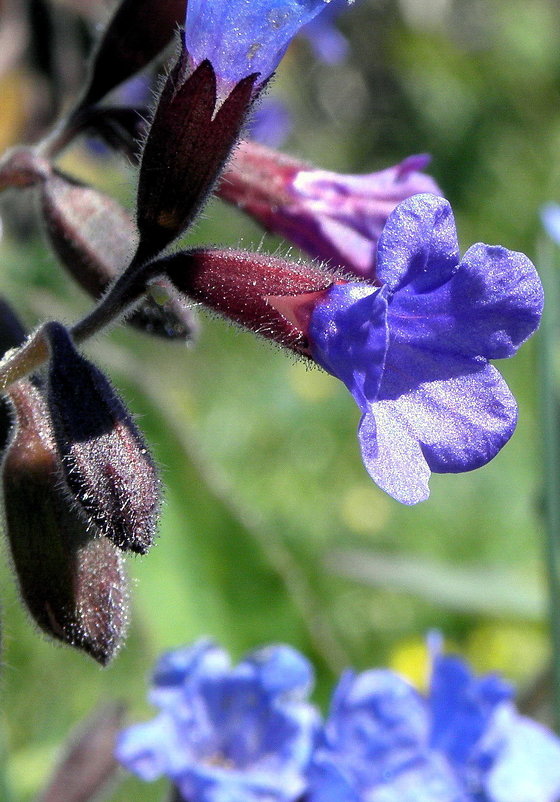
<box><xmin>377</xmin><ymin>344</ymin><xmax>518</xmax><ymax>474</ymax></box>
<box><xmin>389</xmin><ymin>243</ymin><xmax>543</xmax><ymax>359</ymax></box>
<box><xmin>185</xmin><ymin>0</ymin><xmax>337</xmax><ymax>84</ymax></box>
<box><xmin>309</xmin><ymin>283</ymin><xmax>389</xmax><ymax>411</ymax></box>
<box><xmin>358</xmin><ymin>408</ymin><xmax>432</xmax><ymax>505</ymax></box>
<box><xmin>376</xmin><ymin>194</ymin><xmax>459</xmax><ymax>293</ymax></box>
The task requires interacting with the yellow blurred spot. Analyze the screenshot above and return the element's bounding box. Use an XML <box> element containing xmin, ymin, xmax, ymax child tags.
<box><xmin>465</xmin><ymin>623</ymin><xmax>548</xmax><ymax>682</ymax></box>
<box><xmin>339</xmin><ymin>484</ymin><xmax>391</xmax><ymax>533</ymax></box>
<box><xmin>8</xmin><ymin>743</ymin><xmax>58</xmax><ymax>797</ymax></box>
<box><xmin>289</xmin><ymin>361</ymin><xmax>336</xmax><ymax>402</ymax></box>
<box><xmin>0</xmin><ymin>70</ymin><xmax>27</xmax><ymax>152</ymax></box>
<box><xmin>390</xmin><ymin>637</ymin><xmax>430</xmax><ymax>690</ymax></box>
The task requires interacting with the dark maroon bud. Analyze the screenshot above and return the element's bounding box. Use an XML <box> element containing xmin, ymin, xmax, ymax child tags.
<box><xmin>157</xmin><ymin>248</ymin><xmax>335</xmax><ymax>356</ymax></box>
<box><xmin>135</xmin><ymin>52</ymin><xmax>257</xmax><ymax>264</ymax></box>
<box><xmin>45</xmin><ymin>323</ymin><xmax>161</xmax><ymax>554</ymax></box>
<box><xmin>36</xmin><ymin>702</ymin><xmax>125</xmax><ymax>802</ymax></box>
<box><xmin>78</xmin><ymin>0</ymin><xmax>187</xmax><ymax>111</ymax></box>
<box><xmin>3</xmin><ymin>380</ymin><xmax>128</xmax><ymax>665</ymax></box>
<box><xmin>40</xmin><ymin>171</ymin><xmax>197</xmax><ymax>341</ymax></box>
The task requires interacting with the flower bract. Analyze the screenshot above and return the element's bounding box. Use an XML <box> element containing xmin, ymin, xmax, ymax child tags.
<box><xmin>308</xmin><ymin>193</ymin><xmax>543</xmax><ymax>504</ymax></box>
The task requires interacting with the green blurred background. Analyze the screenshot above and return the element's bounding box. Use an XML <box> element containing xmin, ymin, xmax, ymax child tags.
<box><xmin>1</xmin><ymin>0</ymin><xmax>559</xmax><ymax>798</ymax></box>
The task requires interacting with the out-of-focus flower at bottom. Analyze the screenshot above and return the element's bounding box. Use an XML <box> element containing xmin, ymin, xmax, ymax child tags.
<box><xmin>307</xmin><ymin>633</ymin><xmax>560</xmax><ymax>802</ymax></box>
<box><xmin>115</xmin><ymin>639</ymin><xmax>319</xmax><ymax>802</ymax></box>
<box><xmin>116</xmin><ymin>637</ymin><xmax>560</xmax><ymax>802</ymax></box>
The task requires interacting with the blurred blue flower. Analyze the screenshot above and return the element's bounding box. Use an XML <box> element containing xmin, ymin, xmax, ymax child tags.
<box><xmin>250</xmin><ymin>98</ymin><xmax>293</xmax><ymax>148</ymax></box>
<box><xmin>307</xmin><ymin>636</ymin><xmax>560</xmax><ymax>802</ymax></box>
<box><xmin>116</xmin><ymin>639</ymin><xmax>319</xmax><ymax>802</ymax></box>
<box><xmin>184</xmin><ymin>0</ymin><xmax>352</xmax><ymax>92</ymax></box>
<box><xmin>541</xmin><ymin>202</ymin><xmax>560</xmax><ymax>244</ymax></box>
<box><xmin>301</xmin><ymin>0</ymin><xmax>350</xmax><ymax>64</ymax></box>
<box><xmin>308</xmin><ymin>193</ymin><xmax>543</xmax><ymax>504</ymax></box>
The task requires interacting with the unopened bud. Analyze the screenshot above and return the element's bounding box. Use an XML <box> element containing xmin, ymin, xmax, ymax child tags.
<box><xmin>41</xmin><ymin>171</ymin><xmax>197</xmax><ymax>340</ymax></box>
<box><xmin>3</xmin><ymin>380</ymin><xmax>128</xmax><ymax>664</ymax></box>
<box><xmin>78</xmin><ymin>0</ymin><xmax>187</xmax><ymax>111</ymax></box>
<box><xmin>45</xmin><ymin>323</ymin><xmax>161</xmax><ymax>554</ymax></box>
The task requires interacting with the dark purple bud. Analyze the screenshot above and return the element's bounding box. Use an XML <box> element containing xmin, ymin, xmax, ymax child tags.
<box><xmin>3</xmin><ymin>380</ymin><xmax>128</xmax><ymax>665</ymax></box>
<box><xmin>78</xmin><ymin>0</ymin><xmax>187</xmax><ymax>110</ymax></box>
<box><xmin>157</xmin><ymin>248</ymin><xmax>335</xmax><ymax>355</ymax></box>
<box><xmin>36</xmin><ymin>702</ymin><xmax>125</xmax><ymax>802</ymax></box>
<box><xmin>40</xmin><ymin>171</ymin><xmax>197</xmax><ymax>341</ymax></box>
<box><xmin>45</xmin><ymin>323</ymin><xmax>161</xmax><ymax>554</ymax></box>
<box><xmin>135</xmin><ymin>50</ymin><xmax>257</xmax><ymax>263</ymax></box>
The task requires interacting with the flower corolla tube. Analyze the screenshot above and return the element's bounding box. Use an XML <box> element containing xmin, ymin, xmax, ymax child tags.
<box><xmin>184</xmin><ymin>0</ymin><xmax>351</xmax><ymax>88</ymax></box>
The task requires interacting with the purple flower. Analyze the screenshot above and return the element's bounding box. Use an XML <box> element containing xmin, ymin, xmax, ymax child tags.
<box><xmin>116</xmin><ymin>640</ymin><xmax>319</xmax><ymax>802</ymax></box>
<box><xmin>307</xmin><ymin>637</ymin><xmax>560</xmax><ymax>802</ymax></box>
<box><xmin>291</xmin><ymin>155</ymin><xmax>442</xmax><ymax>277</ymax></box>
<box><xmin>184</xmin><ymin>0</ymin><xmax>351</xmax><ymax>93</ymax></box>
<box><xmin>307</xmin><ymin>193</ymin><xmax>543</xmax><ymax>504</ymax></box>
<box><xmin>219</xmin><ymin>145</ymin><xmax>442</xmax><ymax>279</ymax></box>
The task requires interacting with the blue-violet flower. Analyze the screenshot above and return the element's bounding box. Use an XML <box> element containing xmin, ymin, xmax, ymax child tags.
<box><xmin>307</xmin><ymin>636</ymin><xmax>560</xmax><ymax>802</ymax></box>
<box><xmin>116</xmin><ymin>639</ymin><xmax>319</xmax><ymax>802</ymax></box>
<box><xmin>185</xmin><ymin>0</ymin><xmax>351</xmax><ymax>93</ymax></box>
<box><xmin>308</xmin><ymin>193</ymin><xmax>543</xmax><ymax>504</ymax></box>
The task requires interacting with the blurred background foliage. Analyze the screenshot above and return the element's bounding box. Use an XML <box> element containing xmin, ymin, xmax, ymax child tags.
<box><xmin>0</xmin><ymin>0</ymin><xmax>559</xmax><ymax>798</ymax></box>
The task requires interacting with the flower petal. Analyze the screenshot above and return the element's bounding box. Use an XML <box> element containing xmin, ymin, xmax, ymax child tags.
<box><xmin>309</xmin><ymin>283</ymin><xmax>389</xmax><ymax>410</ymax></box>
<box><xmin>115</xmin><ymin>713</ymin><xmax>179</xmax><ymax>781</ymax></box>
<box><xmin>376</xmin><ymin>194</ymin><xmax>459</xmax><ymax>293</ymax></box>
<box><xmin>485</xmin><ymin>712</ymin><xmax>560</xmax><ymax>802</ymax></box>
<box><xmin>429</xmin><ymin>653</ymin><xmax>512</xmax><ymax>766</ymax></box>
<box><xmin>358</xmin><ymin>407</ymin><xmax>431</xmax><ymax>504</ymax></box>
<box><xmin>388</xmin><ymin>244</ymin><xmax>543</xmax><ymax>360</ymax></box>
<box><xmin>377</xmin><ymin>343</ymin><xmax>518</xmax><ymax>474</ymax></box>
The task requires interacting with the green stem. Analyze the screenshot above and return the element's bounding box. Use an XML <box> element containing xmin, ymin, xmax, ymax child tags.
<box><xmin>538</xmin><ymin>235</ymin><xmax>560</xmax><ymax>730</ymax></box>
